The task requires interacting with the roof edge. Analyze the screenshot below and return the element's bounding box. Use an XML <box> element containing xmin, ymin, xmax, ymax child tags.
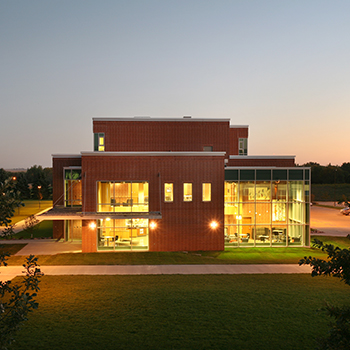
<box><xmin>92</xmin><ymin>117</ymin><xmax>231</xmax><ymax>122</ymax></box>
<box><xmin>229</xmin><ymin>155</ymin><xmax>295</xmax><ymax>159</ymax></box>
<box><xmin>81</xmin><ymin>151</ymin><xmax>226</xmax><ymax>157</ymax></box>
<box><xmin>52</xmin><ymin>154</ymin><xmax>82</xmax><ymax>159</ymax></box>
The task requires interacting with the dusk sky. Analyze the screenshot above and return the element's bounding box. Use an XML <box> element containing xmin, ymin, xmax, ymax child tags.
<box><xmin>1</xmin><ymin>0</ymin><xmax>349</xmax><ymax>169</ymax></box>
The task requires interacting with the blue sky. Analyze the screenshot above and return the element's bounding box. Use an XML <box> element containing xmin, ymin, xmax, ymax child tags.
<box><xmin>1</xmin><ymin>0</ymin><xmax>349</xmax><ymax>169</ymax></box>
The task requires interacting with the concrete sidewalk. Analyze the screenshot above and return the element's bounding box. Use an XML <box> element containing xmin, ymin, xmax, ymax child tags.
<box><xmin>0</xmin><ymin>264</ymin><xmax>312</xmax><ymax>282</ymax></box>
<box><xmin>0</xmin><ymin>239</ymin><xmax>82</xmax><ymax>255</ymax></box>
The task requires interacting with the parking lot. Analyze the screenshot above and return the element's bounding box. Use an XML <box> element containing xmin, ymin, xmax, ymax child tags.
<box><xmin>311</xmin><ymin>205</ymin><xmax>350</xmax><ymax>236</ymax></box>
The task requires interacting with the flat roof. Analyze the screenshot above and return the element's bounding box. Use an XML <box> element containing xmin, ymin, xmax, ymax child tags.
<box><xmin>93</xmin><ymin>117</ymin><xmax>231</xmax><ymax>122</ymax></box>
<box><xmin>225</xmin><ymin>166</ymin><xmax>310</xmax><ymax>170</ymax></box>
<box><xmin>229</xmin><ymin>155</ymin><xmax>295</xmax><ymax>159</ymax></box>
<box><xmin>52</xmin><ymin>154</ymin><xmax>81</xmax><ymax>159</ymax></box>
<box><xmin>81</xmin><ymin>151</ymin><xmax>226</xmax><ymax>157</ymax></box>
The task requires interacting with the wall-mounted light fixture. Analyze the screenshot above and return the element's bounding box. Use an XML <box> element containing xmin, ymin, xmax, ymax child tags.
<box><xmin>89</xmin><ymin>222</ymin><xmax>96</xmax><ymax>230</ymax></box>
<box><xmin>149</xmin><ymin>221</ymin><xmax>157</xmax><ymax>230</ymax></box>
<box><xmin>210</xmin><ymin>221</ymin><xmax>219</xmax><ymax>229</ymax></box>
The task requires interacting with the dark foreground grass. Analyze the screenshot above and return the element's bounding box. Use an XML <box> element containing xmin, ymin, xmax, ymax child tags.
<box><xmin>0</xmin><ymin>243</ymin><xmax>26</xmax><ymax>256</ymax></box>
<box><xmin>11</xmin><ymin>274</ymin><xmax>350</xmax><ymax>350</ymax></box>
<box><xmin>3</xmin><ymin>235</ymin><xmax>348</xmax><ymax>266</ymax></box>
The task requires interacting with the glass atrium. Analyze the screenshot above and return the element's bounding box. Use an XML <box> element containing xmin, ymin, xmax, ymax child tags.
<box><xmin>224</xmin><ymin>168</ymin><xmax>310</xmax><ymax>247</ymax></box>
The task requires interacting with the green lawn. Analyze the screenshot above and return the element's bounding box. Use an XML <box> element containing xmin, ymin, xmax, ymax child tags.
<box><xmin>2</xmin><ymin>235</ymin><xmax>348</xmax><ymax>266</ymax></box>
<box><xmin>11</xmin><ymin>220</ymin><xmax>53</xmax><ymax>240</ymax></box>
<box><xmin>3</xmin><ymin>200</ymin><xmax>52</xmax><ymax>225</ymax></box>
<box><xmin>11</xmin><ymin>274</ymin><xmax>350</xmax><ymax>350</ymax></box>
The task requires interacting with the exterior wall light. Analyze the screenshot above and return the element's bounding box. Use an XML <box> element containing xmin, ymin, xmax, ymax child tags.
<box><xmin>210</xmin><ymin>221</ymin><xmax>219</xmax><ymax>229</ymax></box>
<box><xmin>149</xmin><ymin>221</ymin><xmax>157</xmax><ymax>230</ymax></box>
<box><xmin>89</xmin><ymin>222</ymin><xmax>96</xmax><ymax>230</ymax></box>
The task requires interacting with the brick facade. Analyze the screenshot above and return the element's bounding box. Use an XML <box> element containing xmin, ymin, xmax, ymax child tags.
<box><xmin>50</xmin><ymin>117</ymin><xmax>299</xmax><ymax>252</ymax></box>
<box><xmin>81</xmin><ymin>153</ymin><xmax>225</xmax><ymax>251</ymax></box>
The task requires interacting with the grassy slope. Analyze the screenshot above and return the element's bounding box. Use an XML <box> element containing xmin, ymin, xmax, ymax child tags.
<box><xmin>6</xmin><ymin>200</ymin><xmax>52</xmax><ymax>225</ymax></box>
<box><xmin>11</xmin><ymin>220</ymin><xmax>53</xmax><ymax>239</ymax></box>
<box><xmin>12</xmin><ymin>274</ymin><xmax>350</xmax><ymax>350</ymax></box>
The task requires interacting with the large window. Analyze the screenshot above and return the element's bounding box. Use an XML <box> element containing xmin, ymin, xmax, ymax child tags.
<box><xmin>224</xmin><ymin>168</ymin><xmax>310</xmax><ymax>247</ymax></box>
<box><xmin>64</xmin><ymin>168</ymin><xmax>82</xmax><ymax>207</ymax></box>
<box><xmin>97</xmin><ymin>218</ymin><xmax>149</xmax><ymax>251</ymax></box>
<box><xmin>97</xmin><ymin>181</ymin><xmax>148</xmax><ymax>213</ymax></box>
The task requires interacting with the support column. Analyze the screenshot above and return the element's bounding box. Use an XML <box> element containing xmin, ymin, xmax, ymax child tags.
<box><xmin>82</xmin><ymin>220</ymin><xmax>97</xmax><ymax>252</ymax></box>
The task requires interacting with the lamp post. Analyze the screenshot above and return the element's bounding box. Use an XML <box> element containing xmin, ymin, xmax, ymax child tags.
<box><xmin>334</xmin><ymin>169</ymin><xmax>337</xmax><ymax>206</ymax></box>
<box><xmin>37</xmin><ymin>186</ymin><xmax>42</xmax><ymax>209</ymax></box>
<box><xmin>12</xmin><ymin>176</ymin><xmax>20</xmax><ymax>215</ymax></box>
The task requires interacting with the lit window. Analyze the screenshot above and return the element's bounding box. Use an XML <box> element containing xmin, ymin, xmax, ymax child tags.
<box><xmin>98</xmin><ymin>136</ymin><xmax>104</xmax><ymax>151</ymax></box>
<box><xmin>97</xmin><ymin>181</ymin><xmax>148</xmax><ymax>213</ymax></box>
<box><xmin>94</xmin><ymin>133</ymin><xmax>105</xmax><ymax>152</ymax></box>
<box><xmin>164</xmin><ymin>183</ymin><xmax>173</xmax><ymax>202</ymax></box>
<box><xmin>64</xmin><ymin>168</ymin><xmax>82</xmax><ymax>207</ymax></box>
<box><xmin>239</xmin><ymin>138</ymin><xmax>247</xmax><ymax>155</ymax></box>
<box><xmin>202</xmin><ymin>183</ymin><xmax>211</xmax><ymax>202</ymax></box>
<box><xmin>183</xmin><ymin>183</ymin><xmax>192</xmax><ymax>201</ymax></box>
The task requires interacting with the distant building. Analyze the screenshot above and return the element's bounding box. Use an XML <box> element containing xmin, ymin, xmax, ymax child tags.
<box><xmin>41</xmin><ymin>117</ymin><xmax>310</xmax><ymax>252</ymax></box>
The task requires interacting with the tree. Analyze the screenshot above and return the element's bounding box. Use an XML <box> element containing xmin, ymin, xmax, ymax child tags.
<box><xmin>26</xmin><ymin>165</ymin><xmax>52</xmax><ymax>200</ymax></box>
<box><xmin>0</xmin><ymin>169</ymin><xmax>10</xmax><ymax>184</ymax></box>
<box><xmin>23</xmin><ymin>215</ymin><xmax>40</xmax><ymax>239</ymax></box>
<box><xmin>0</xmin><ymin>253</ymin><xmax>42</xmax><ymax>349</ymax></box>
<box><xmin>0</xmin><ymin>177</ymin><xmax>24</xmax><ymax>227</ymax></box>
<box><xmin>0</xmin><ymin>225</ymin><xmax>15</xmax><ymax>240</ymax></box>
<box><xmin>299</xmin><ymin>238</ymin><xmax>350</xmax><ymax>349</ymax></box>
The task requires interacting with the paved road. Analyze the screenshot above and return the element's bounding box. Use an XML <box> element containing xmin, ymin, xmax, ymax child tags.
<box><xmin>311</xmin><ymin>205</ymin><xmax>350</xmax><ymax>236</ymax></box>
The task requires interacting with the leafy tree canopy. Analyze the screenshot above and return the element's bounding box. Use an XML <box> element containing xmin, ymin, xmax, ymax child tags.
<box><xmin>0</xmin><ymin>178</ymin><xmax>24</xmax><ymax>227</ymax></box>
<box><xmin>299</xmin><ymin>238</ymin><xmax>350</xmax><ymax>350</ymax></box>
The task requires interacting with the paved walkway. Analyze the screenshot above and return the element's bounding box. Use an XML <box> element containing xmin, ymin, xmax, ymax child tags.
<box><xmin>0</xmin><ymin>264</ymin><xmax>312</xmax><ymax>282</ymax></box>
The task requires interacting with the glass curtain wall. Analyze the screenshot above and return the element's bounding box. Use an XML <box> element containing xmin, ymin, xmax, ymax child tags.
<box><xmin>97</xmin><ymin>218</ymin><xmax>149</xmax><ymax>251</ymax></box>
<box><xmin>97</xmin><ymin>181</ymin><xmax>148</xmax><ymax>213</ymax></box>
<box><xmin>96</xmin><ymin>181</ymin><xmax>149</xmax><ymax>251</ymax></box>
<box><xmin>224</xmin><ymin>168</ymin><xmax>310</xmax><ymax>247</ymax></box>
<box><xmin>64</xmin><ymin>168</ymin><xmax>82</xmax><ymax>207</ymax></box>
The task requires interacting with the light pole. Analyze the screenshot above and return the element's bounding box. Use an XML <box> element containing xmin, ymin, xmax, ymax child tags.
<box><xmin>12</xmin><ymin>177</ymin><xmax>20</xmax><ymax>215</ymax></box>
<box><xmin>334</xmin><ymin>168</ymin><xmax>337</xmax><ymax>206</ymax></box>
<box><xmin>37</xmin><ymin>185</ymin><xmax>42</xmax><ymax>209</ymax></box>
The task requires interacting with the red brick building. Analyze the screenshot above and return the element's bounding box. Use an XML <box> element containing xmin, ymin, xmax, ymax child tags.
<box><xmin>44</xmin><ymin>117</ymin><xmax>310</xmax><ymax>252</ymax></box>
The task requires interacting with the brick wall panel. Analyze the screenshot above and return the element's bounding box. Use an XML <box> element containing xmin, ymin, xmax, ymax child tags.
<box><xmin>93</xmin><ymin>120</ymin><xmax>230</xmax><ymax>154</ymax></box>
<box><xmin>81</xmin><ymin>154</ymin><xmax>224</xmax><ymax>251</ymax></box>
<box><xmin>229</xmin><ymin>127</ymin><xmax>249</xmax><ymax>155</ymax></box>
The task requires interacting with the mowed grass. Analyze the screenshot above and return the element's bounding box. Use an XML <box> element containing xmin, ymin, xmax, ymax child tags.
<box><xmin>11</xmin><ymin>274</ymin><xmax>350</xmax><ymax>350</ymax></box>
<box><xmin>6</xmin><ymin>200</ymin><xmax>52</xmax><ymax>225</ymax></box>
<box><xmin>11</xmin><ymin>220</ymin><xmax>53</xmax><ymax>240</ymax></box>
<box><xmin>2</xmin><ymin>235</ymin><xmax>348</xmax><ymax>266</ymax></box>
